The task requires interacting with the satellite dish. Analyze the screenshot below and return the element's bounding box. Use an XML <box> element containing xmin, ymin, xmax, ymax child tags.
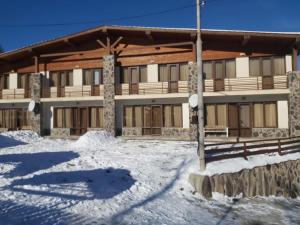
<box><xmin>28</xmin><ymin>100</ymin><xmax>36</xmax><ymax>112</ymax></box>
<box><xmin>189</xmin><ymin>94</ymin><xmax>198</xmax><ymax>108</ymax></box>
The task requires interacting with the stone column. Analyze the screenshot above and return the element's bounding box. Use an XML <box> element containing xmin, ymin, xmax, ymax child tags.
<box><xmin>188</xmin><ymin>62</ymin><xmax>198</xmax><ymax>141</ymax></box>
<box><xmin>103</xmin><ymin>55</ymin><xmax>116</xmax><ymax>136</ymax></box>
<box><xmin>288</xmin><ymin>72</ymin><xmax>300</xmax><ymax>136</ymax></box>
<box><xmin>30</xmin><ymin>73</ymin><xmax>42</xmax><ymax>135</ymax></box>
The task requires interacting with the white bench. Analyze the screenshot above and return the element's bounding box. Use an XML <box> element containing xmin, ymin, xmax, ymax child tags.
<box><xmin>204</xmin><ymin>127</ymin><xmax>229</xmax><ymax>138</ymax></box>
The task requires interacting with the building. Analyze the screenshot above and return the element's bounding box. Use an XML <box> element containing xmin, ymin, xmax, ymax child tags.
<box><xmin>0</xmin><ymin>25</ymin><xmax>299</xmax><ymax>140</ymax></box>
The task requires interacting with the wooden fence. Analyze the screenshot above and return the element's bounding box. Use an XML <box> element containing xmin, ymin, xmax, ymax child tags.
<box><xmin>205</xmin><ymin>136</ymin><xmax>300</xmax><ymax>163</ymax></box>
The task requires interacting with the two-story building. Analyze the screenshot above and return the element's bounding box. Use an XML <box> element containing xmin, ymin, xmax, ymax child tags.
<box><xmin>0</xmin><ymin>25</ymin><xmax>299</xmax><ymax>140</ymax></box>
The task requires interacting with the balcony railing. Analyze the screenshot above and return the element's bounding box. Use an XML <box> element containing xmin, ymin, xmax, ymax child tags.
<box><xmin>0</xmin><ymin>89</ymin><xmax>31</xmax><ymax>99</ymax></box>
<box><xmin>115</xmin><ymin>81</ymin><xmax>188</xmax><ymax>95</ymax></box>
<box><xmin>204</xmin><ymin>75</ymin><xmax>288</xmax><ymax>92</ymax></box>
<box><xmin>41</xmin><ymin>85</ymin><xmax>104</xmax><ymax>98</ymax></box>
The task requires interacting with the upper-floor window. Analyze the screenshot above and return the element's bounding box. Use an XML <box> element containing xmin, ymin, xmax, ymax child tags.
<box><xmin>203</xmin><ymin>59</ymin><xmax>236</xmax><ymax>79</ymax></box>
<box><xmin>249</xmin><ymin>56</ymin><xmax>285</xmax><ymax>77</ymax></box>
<box><xmin>158</xmin><ymin>63</ymin><xmax>188</xmax><ymax>82</ymax></box>
<box><xmin>50</xmin><ymin>71</ymin><xmax>73</xmax><ymax>87</ymax></box>
<box><xmin>18</xmin><ymin>74</ymin><xmax>31</xmax><ymax>89</ymax></box>
<box><xmin>83</xmin><ymin>68</ymin><xmax>103</xmax><ymax>85</ymax></box>
<box><xmin>122</xmin><ymin>66</ymin><xmax>147</xmax><ymax>83</ymax></box>
<box><xmin>0</xmin><ymin>74</ymin><xmax>9</xmax><ymax>89</ymax></box>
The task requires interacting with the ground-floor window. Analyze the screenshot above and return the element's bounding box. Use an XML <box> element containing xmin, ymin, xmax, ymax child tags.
<box><xmin>253</xmin><ymin>102</ymin><xmax>277</xmax><ymax>128</ymax></box>
<box><xmin>123</xmin><ymin>104</ymin><xmax>183</xmax><ymax>130</ymax></box>
<box><xmin>205</xmin><ymin>104</ymin><xmax>227</xmax><ymax>127</ymax></box>
<box><xmin>54</xmin><ymin>107</ymin><xmax>103</xmax><ymax>131</ymax></box>
<box><xmin>0</xmin><ymin>108</ymin><xmax>30</xmax><ymax>130</ymax></box>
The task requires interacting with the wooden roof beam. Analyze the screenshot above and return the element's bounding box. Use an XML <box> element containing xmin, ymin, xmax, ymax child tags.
<box><xmin>64</xmin><ymin>38</ymin><xmax>77</xmax><ymax>48</ymax></box>
<box><xmin>111</xmin><ymin>36</ymin><xmax>123</xmax><ymax>49</ymax></box>
<box><xmin>96</xmin><ymin>39</ymin><xmax>107</xmax><ymax>49</ymax></box>
<box><xmin>242</xmin><ymin>35</ymin><xmax>251</xmax><ymax>46</ymax></box>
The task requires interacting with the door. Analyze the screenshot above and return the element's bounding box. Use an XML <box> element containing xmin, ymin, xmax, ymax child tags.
<box><xmin>151</xmin><ymin>106</ymin><xmax>162</xmax><ymax>135</ymax></box>
<box><xmin>228</xmin><ymin>104</ymin><xmax>239</xmax><ymax>136</ymax></box>
<box><xmin>239</xmin><ymin>104</ymin><xmax>252</xmax><ymax>137</ymax></box>
<box><xmin>72</xmin><ymin>108</ymin><xmax>88</xmax><ymax>135</ymax></box>
<box><xmin>129</xmin><ymin>67</ymin><xmax>139</xmax><ymax>94</ymax></box>
<box><xmin>214</xmin><ymin>61</ymin><xmax>225</xmax><ymax>91</ymax></box>
<box><xmin>168</xmin><ymin>64</ymin><xmax>179</xmax><ymax>93</ymax></box>
<box><xmin>143</xmin><ymin>106</ymin><xmax>151</xmax><ymax>135</ymax></box>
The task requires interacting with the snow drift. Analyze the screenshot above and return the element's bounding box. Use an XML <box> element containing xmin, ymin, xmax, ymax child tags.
<box><xmin>0</xmin><ymin>131</ymin><xmax>41</xmax><ymax>148</ymax></box>
<box><xmin>70</xmin><ymin>131</ymin><xmax>120</xmax><ymax>150</ymax></box>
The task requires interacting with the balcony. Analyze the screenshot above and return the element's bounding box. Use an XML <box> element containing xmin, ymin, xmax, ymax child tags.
<box><xmin>0</xmin><ymin>89</ymin><xmax>31</xmax><ymax>99</ymax></box>
<box><xmin>41</xmin><ymin>85</ymin><xmax>104</xmax><ymax>98</ymax></box>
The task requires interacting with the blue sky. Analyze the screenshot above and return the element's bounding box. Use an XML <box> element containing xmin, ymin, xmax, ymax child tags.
<box><xmin>0</xmin><ymin>0</ymin><xmax>299</xmax><ymax>65</ymax></box>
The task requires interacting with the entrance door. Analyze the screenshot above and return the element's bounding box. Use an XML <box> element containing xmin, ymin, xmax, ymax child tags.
<box><xmin>239</xmin><ymin>104</ymin><xmax>252</xmax><ymax>137</ymax></box>
<box><xmin>214</xmin><ymin>61</ymin><xmax>225</xmax><ymax>91</ymax></box>
<box><xmin>142</xmin><ymin>106</ymin><xmax>162</xmax><ymax>135</ymax></box>
<box><xmin>72</xmin><ymin>108</ymin><xmax>88</xmax><ymax>135</ymax></box>
<box><xmin>228</xmin><ymin>104</ymin><xmax>239</xmax><ymax>136</ymax></box>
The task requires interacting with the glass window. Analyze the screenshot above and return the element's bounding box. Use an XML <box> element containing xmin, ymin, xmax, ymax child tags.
<box><xmin>179</xmin><ymin>63</ymin><xmax>188</xmax><ymax>81</ymax></box>
<box><xmin>124</xmin><ymin>106</ymin><xmax>133</xmax><ymax>127</ymax></box>
<box><xmin>274</xmin><ymin>57</ymin><xmax>285</xmax><ymax>75</ymax></box>
<box><xmin>225</xmin><ymin>60</ymin><xmax>236</xmax><ymax>78</ymax></box>
<box><xmin>203</xmin><ymin>62</ymin><xmax>213</xmax><ymax>79</ymax></box>
<box><xmin>253</xmin><ymin>103</ymin><xmax>264</xmax><ymax>127</ymax></box>
<box><xmin>173</xmin><ymin>105</ymin><xmax>182</xmax><ymax>127</ymax></box>
<box><xmin>134</xmin><ymin>106</ymin><xmax>143</xmax><ymax>127</ymax></box>
<box><xmin>262</xmin><ymin>58</ymin><xmax>272</xmax><ymax>76</ymax></box>
<box><xmin>159</xmin><ymin>65</ymin><xmax>168</xmax><ymax>82</ymax></box>
<box><xmin>131</xmin><ymin>68</ymin><xmax>139</xmax><ymax>83</ymax></box>
<box><xmin>265</xmin><ymin>103</ymin><xmax>277</xmax><ymax>127</ymax></box>
<box><xmin>215</xmin><ymin>61</ymin><xmax>223</xmax><ymax>79</ymax></box>
<box><xmin>170</xmin><ymin>65</ymin><xmax>179</xmax><ymax>81</ymax></box>
<box><xmin>249</xmin><ymin>58</ymin><xmax>260</xmax><ymax>77</ymax></box>
<box><xmin>83</xmin><ymin>70</ymin><xmax>92</xmax><ymax>85</ymax></box>
<box><xmin>206</xmin><ymin>105</ymin><xmax>216</xmax><ymax>127</ymax></box>
<box><xmin>217</xmin><ymin>104</ymin><xmax>227</xmax><ymax>127</ymax></box>
<box><xmin>164</xmin><ymin>105</ymin><xmax>172</xmax><ymax>127</ymax></box>
<box><xmin>140</xmin><ymin>66</ymin><xmax>147</xmax><ymax>83</ymax></box>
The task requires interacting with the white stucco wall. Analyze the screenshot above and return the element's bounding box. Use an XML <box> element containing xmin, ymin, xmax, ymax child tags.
<box><xmin>277</xmin><ymin>100</ymin><xmax>289</xmax><ymax>129</ymax></box>
<box><xmin>73</xmin><ymin>69</ymin><xmax>83</xmax><ymax>86</ymax></box>
<box><xmin>236</xmin><ymin>57</ymin><xmax>249</xmax><ymax>78</ymax></box>
<box><xmin>147</xmin><ymin>64</ymin><xmax>158</xmax><ymax>82</ymax></box>
<box><xmin>9</xmin><ymin>73</ymin><xmax>18</xmax><ymax>89</ymax></box>
<box><xmin>182</xmin><ymin>103</ymin><xmax>190</xmax><ymax>129</ymax></box>
<box><xmin>285</xmin><ymin>55</ymin><xmax>292</xmax><ymax>73</ymax></box>
<box><xmin>50</xmin><ymin>106</ymin><xmax>54</xmax><ymax>129</ymax></box>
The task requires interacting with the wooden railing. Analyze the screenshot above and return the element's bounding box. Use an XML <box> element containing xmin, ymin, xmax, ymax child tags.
<box><xmin>205</xmin><ymin>136</ymin><xmax>300</xmax><ymax>163</ymax></box>
<box><xmin>204</xmin><ymin>75</ymin><xmax>288</xmax><ymax>92</ymax></box>
<box><xmin>0</xmin><ymin>89</ymin><xmax>31</xmax><ymax>99</ymax></box>
<box><xmin>41</xmin><ymin>85</ymin><xmax>104</xmax><ymax>98</ymax></box>
<box><xmin>115</xmin><ymin>81</ymin><xmax>188</xmax><ymax>95</ymax></box>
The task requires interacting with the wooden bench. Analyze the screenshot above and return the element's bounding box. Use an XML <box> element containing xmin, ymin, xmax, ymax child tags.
<box><xmin>204</xmin><ymin>126</ymin><xmax>229</xmax><ymax>138</ymax></box>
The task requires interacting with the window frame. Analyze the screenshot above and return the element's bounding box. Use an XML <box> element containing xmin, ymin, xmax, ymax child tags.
<box><xmin>252</xmin><ymin>102</ymin><xmax>278</xmax><ymax>128</ymax></box>
<box><xmin>249</xmin><ymin>56</ymin><xmax>286</xmax><ymax>77</ymax></box>
<box><xmin>203</xmin><ymin>59</ymin><xmax>236</xmax><ymax>79</ymax></box>
<box><xmin>121</xmin><ymin>66</ymin><xmax>147</xmax><ymax>84</ymax></box>
<box><xmin>49</xmin><ymin>70</ymin><xmax>73</xmax><ymax>87</ymax></box>
<box><xmin>0</xmin><ymin>74</ymin><xmax>9</xmax><ymax>89</ymax></box>
<box><xmin>158</xmin><ymin>62</ymin><xmax>189</xmax><ymax>82</ymax></box>
<box><xmin>83</xmin><ymin>68</ymin><xmax>103</xmax><ymax>85</ymax></box>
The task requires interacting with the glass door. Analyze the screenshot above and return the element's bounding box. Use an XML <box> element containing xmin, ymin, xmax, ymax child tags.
<box><xmin>239</xmin><ymin>104</ymin><xmax>252</xmax><ymax>137</ymax></box>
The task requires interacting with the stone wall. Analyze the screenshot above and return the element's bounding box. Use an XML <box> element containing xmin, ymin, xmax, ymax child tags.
<box><xmin>103</xmin><ymin>55</ymin><xmax>116</xmax><ymax>136</ymax></box>
<box><xmin>252</xmin><ymin>128</ymin><xmax>289</xmax><ymax>138</ymax></box>
<box><xmin>188</xmin><ymin>62</ymin><xmax>198</xmax><ymax>141</ymax></box>
<box><xmin>51</xmin><ymin>128</ymin><xmax>70</xmax><ymax>137</ymax></box>
<box><xmin>30</xmin><ymin>73</ymin><xmax>42</xmax><ymax>135</ymax></box>
<box><xmin>289</xmin><ymin>72</ymin><xmax>300</xmax><ymax>136</ymax></box>
<box><xmin>189</xmin><ymin>159</ymin><xmax>300</xmax><ymax>198</ymax></box>
<box><xmin>161</xmin><ymin>128</ymin><xmax>190</xmax><ymax>140</ymax></box>
<box><xmin>87</xmin><ymin>128</ymin><xmax>105</xmax><ymax>132</ymax></box>
<box><xmin>122</xmin><ymin>127</ymin><xmax>143</xmax><ymax>136</ymax></box>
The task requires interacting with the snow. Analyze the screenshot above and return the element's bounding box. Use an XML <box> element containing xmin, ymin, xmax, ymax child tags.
<box><xmin>0</xmin><ymin>131</ymin><xmax>299</xmax><ymax>225</ymax></box>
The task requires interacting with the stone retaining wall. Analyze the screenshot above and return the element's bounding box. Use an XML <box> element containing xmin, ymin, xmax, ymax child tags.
<box><xmin>51</xmin><ymin>128</ymin><xmax>70</xmax><ymax>137</ymax></box>
<box><xmin>289</xmin><ymin>72</ymin><xmax>300</xmax><ymax>136</ymax></box>
<box><xmin>122</xmin><ymin>127</ymin><xmax>143</xmax><ymax>136</ymax></box>
<box><xmin>189</xmin><ymin>159</ymin><xmax>300</xmax><ymax>198</ymax></box>
<box><xmin>252</xmin><ymin>128</ymin><xmax>289</xmax><ymax>138</ymax></box>
<box><xmin>161</xmin><ymin>128</ymin><xmax>190</xmax><ymax>140</ymax></box>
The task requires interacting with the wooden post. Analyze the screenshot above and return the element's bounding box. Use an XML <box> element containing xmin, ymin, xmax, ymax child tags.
<box><xmin>243</xmin><ymin>142</ymin><xmax>248</xmax><ymax>160</ymax></box>
<box><xmin>34</xmin><ymin>56</ymin><xmax>39</xmax><ymax>73</ymax></box>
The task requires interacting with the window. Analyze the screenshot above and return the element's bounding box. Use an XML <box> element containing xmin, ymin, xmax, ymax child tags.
<box><xmin>159</xmin><ymin>63</ymin><xmax>189</xmax><ymax>82</ymax></box>
<box><xmin>18</xmin><ymin>74</ymin><xmax>31</xmax><ymax>89</ymax></box>
<box><xmin>0</xmin><ymin>109</ymin><xmax>29</xmax><ymax>129</ymax></box>
<box><xmin>83</xmin><ymin>69</ymin><xmax>103</xmax><ymax>85</ymax></box>
<box><xmin>123</xmin><ymin>106</ymin><xmax>143</xmax><ymax>127</ymax></box>
<box><xmin>203</xmin><ymin>59</ymin><xmax>236</xmax><ymax>79</ymax></box>
<box><xmin>0</xmin><ymin>74</ymin><xmax>9</xmax><ymax>89</ymax></box>
<box><xmin>205</xmin><ymin>104</ymin><xmax>227</xmax><ymax>127</ymax></box>
<box><xmin>89</xmin><ymin>107</ymin><xmax>103</xmax><ymax>128</ymax></box>
<box><xmin>253</xmin><ymin>102</ymin><xmax>277</xmax><ymax>128</ymax></box>
<box><xmin>163</xmin><ymin>105</ymin><xmax>182</xmax><ymax>127</ymax></box>
<box><xmin>122</xmin><ymin>66</ymin><xmax>147</xmax><ymax>83</ymax></box>
<box><xmin>249</xmin><ymin>56</ymin><xmax>286</xmax><ymax>77</ymax></box>
<box><xmin>50</xmin><ymin>71</ymin><xmax>73</xmax><ymax>87</ymax></box>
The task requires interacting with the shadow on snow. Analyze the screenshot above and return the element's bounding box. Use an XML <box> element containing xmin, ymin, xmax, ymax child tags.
<box><xmin>0</xmin><ymin>134</ymin><xmax>27</xmax><ymax>148</ymax></box>
<box><xmin>9</xmin><ymin>168</ymin><xmax>136</xmax><ymax>201</ymax></box>
<box><xmin>0</xmin><ymin>151</ymin><xmax>80</xmax><ymax>178</ymax></box>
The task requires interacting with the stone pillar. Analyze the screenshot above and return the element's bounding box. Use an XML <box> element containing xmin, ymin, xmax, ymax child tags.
<box><xmin>103</xmin><ymin>55</ymin><xmax>116</xmax><ymax>136</ymax></box>
<box><xmin>30</xmin><ymin>73</ymin><xmax>42</xmax><ymax>135</ymax></box>
<box><xmin>188</xmin><ymin>62</ymin><xmax>198</xmax><ymax>141</ymax></box>
<box><xmin>288</xmin><ymin>72</ymin><xmax>300</xmax><ymax>136</ymax></box>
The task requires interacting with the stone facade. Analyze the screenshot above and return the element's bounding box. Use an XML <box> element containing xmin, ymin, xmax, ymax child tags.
<box><xmin>161</xmin><ymin>128</ymin><xmax>190</xmax><ymax>140</ymax></box>
<box><xmin>30</xmin><ymin>73</ymin><xmax>42</xmax><ymax>135</ymax></box>
<box><xmin>289</xmin><ymin>72</ymin><xmax>300</xmax><ymax>137</ymax></box>
<box><xmin>103</xmin><ymin>55</ymin><xmax>116</xmax><ymax>136</ymax></box>
<box><xmin>189</xmin><ymin>159</ymin><xmax>300</xmax><ymax>198</ymax></box>
<box><xmin>87</xmin><ymin>128</ymin><xmax>105</xmax><ymax>132</ymax></box>
<box><xmin>122</xmin><ymin>127</ymin><xmax>143</xmax><ymax>136</ymax></box>
<box><xmin>188</xmin><ymin>62</ymin><xmax>198</xmax><ymax>141</ymax></box>
<box><xmin>51</xmin><ymin>128</ymin><xmax>70</xmax><ymax>137</ymax></box>
<box><xmin>252</xmin><ymin>128</ymin><xmax>289</xmax><ymax>138</ymax></box>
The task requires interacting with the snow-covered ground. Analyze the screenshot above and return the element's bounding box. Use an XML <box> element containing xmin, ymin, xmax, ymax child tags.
<box><xmin>0</xmin><ymin>131</ymin><xmax>299</xmax><ymax>225</ymax></box>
